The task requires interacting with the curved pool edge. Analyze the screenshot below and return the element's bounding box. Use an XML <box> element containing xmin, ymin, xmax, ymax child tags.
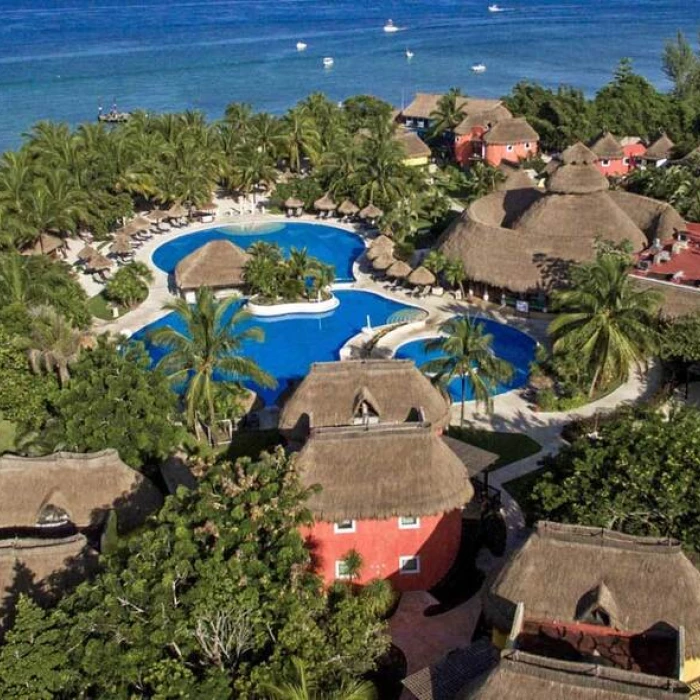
<box><xmin>247</xmin><ymin>294</ymin><xmax>340</xmax><ymax>317</ymax></box>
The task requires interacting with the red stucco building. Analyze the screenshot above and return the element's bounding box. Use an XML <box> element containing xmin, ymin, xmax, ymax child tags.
<box><xmin>280</xmin><ymin>359</ymin><xmax>474</xmax><ymax>592</ymax></box>
<box><xmin>589</xmin><ymin>132</ymin><xmax>646</xmax><ymax>176</ymax></box>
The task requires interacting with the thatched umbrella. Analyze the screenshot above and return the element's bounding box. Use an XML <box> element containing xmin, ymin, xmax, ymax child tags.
<box><xmin>284</xmin><ymin>196</ymin><xmax>304</xmax><ymax>210</ymax></box>
<box><xmin>22</xmin><ymin>233</ymin><xmax>65</xmax><ymax>256</ymax></box>
<box><xmin>130</xmin><ymin>215</ymin><xmax>152</xmax><ymax>231</ymax></box>
<box><xmin>167</xmin><ymin>202</ymin><xmax>189</xmax><ymax>219</ymax></box>
<box><xmin>85</xmin><ymin>254</ymin><xmax>113</xmax><ymax>272</ymax></box>
<box><xmin>386</xmin><ymin>260</ymin><xmax>411</xmax><ymax>279</ymax></box>
<box><xmin>77</xmin><ymin>245</ymin><xmax>99</xmax><ymax>262</ymax></box>
<box><xmin>314</xmin><ymin>193</ymin><xmax>337</xmax><ymax>213</ymax></box>
<box><xmin>407</xmin><ymin>265</ymin><xmax>436</xmax><ymax>287</ymax></box>
<box><xmin>372</xmin><ymin>254</ymin><xmax>395</xmax><ymax>272</ymax></box>
<box><xmin>359</xmin><ymin>204</ymin><xmax>384</xmax><ymax>221</ymax></box>
<box><xmin>146</xmin><ymin>209</ymin><xmax>169</xmax><ymax>223</ymax></box>
<box><xmin>338</xmin><ymin>200</ymin><xmax>359</xmax><ymax>217</ymax></box>
<box><xmin>110</xmin><ymin>236</ymin><xmax>132</xmax><ymax>256</ymax></box>
<box><xmin>370</xmin><ymin>234</ymin><xmax>394</xmax><ymax>252</ymax></box>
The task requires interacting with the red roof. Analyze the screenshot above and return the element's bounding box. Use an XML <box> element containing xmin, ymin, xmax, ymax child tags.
<box><xmin>632</xmin><ymin>228</ymin><xmax>700</xmax><ymax>288</ymax></box>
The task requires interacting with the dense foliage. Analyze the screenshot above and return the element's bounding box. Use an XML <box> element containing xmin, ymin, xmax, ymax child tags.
<box><xmin>529</xmin><ymin>406</ymin><xmax>700</xmax><ymax>551</ymax></box>
<box><xmin>104</xmin><ymin>261</ymin><xmax>153</xmax><ymax>308</ymax></box>
<box><xmin>0</xmin><ymin>449</ymin><xmax>391</xmax><ymax>698</ymax></box>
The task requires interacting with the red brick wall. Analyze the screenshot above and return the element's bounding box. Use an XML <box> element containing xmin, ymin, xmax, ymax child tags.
<box><xmin>301</xmin><ymin>509</ymin><xmax>462</xmax><ymax>591</ymax></box>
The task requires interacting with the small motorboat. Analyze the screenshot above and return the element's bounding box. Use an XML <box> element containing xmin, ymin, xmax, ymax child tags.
<box><xmin>296</xmin><ymin>41</ymin><xmax>307</xmax><ymax>51</ymax></box>
<box><xmin>323</xmin><ymin>57</ymin><xmax>334</xmax><ymax>68</ymax></box>
<box><xmin>471</xmin><ymin>63</ymin><xmax>487</xmax><ymax>72</ymax></box>
<box><xmin>488</xmin><ymin>4</ymin><xmax>503</xmax><ymax>12</ymax></box>
<box><xmin>405</xmin><ymin>49</ymin><xmax>414</xmax><ymax>59</ymax></box>
<box><xmin>383</xmin><ymin>19</ymin><xmax>400</xmax><ymax>33</ymax></box>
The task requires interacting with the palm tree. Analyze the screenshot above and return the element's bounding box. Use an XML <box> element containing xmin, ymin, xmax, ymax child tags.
<box><xmin>249</xmin><ymin>113</ymin><xmax>285</xmax><ymax>159</ymax></box>
<box><xmin>310</xmin><ymin>263</ymin><xmax>335</xmax><ymax>299</ymax></box>
<box><xmin>228</xmin><ymin>146</ymin><xmax>278</xmax><ymax>204</ymax></box>
<box><xmin>422</xmin><ymin>250</ymin><xmax>447</xmax><ymax>274</ymax></box>
<box><xmin>422</xmin><ymin>317</ymin><xmax>514</xmax><ymax>426</ymax></box>
<box><xmin>429</xmin><ymin>88</ymin><xmax>466</xmax><ymax>137</ymax></box>
<box><xmin>549</xmin><ymin>254</ymin><xmax>661</xmax><ymax>397</ymax></box>
<box><xmin>26</xmin><ymin>305</ymin><xmax>86</xmax><ymax>387</ymax></box>
<box><xmin>282</xmin><ymin>107</ymin><xmax>321</xmax><ymax>172</ymax></box>
<box><xmin>463</xmin><ymin>162</ymin><xmax>506</xmax><ymax>200</ymax></box>
<box><xmin>288</xmin><ymin>247</ymin><xmax>312</xmax><ymax>281</ymax></box>
<box><xmin>263</xmin><ymin>657</ymin><xmax>377</xmax><ymax>700</ymax></box>
<box><xmin>443</xmin><ymin>258</ymin><xmax>465</xmax><ymax>295</ymax></box>
<box><xmin>149</xmin><ymin>287</ymin><xmax>276</xmax><ymax>429</ymax></box>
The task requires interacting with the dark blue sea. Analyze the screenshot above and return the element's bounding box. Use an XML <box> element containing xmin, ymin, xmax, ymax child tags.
<box><xmin>0</xmin><ymin>0</ymin><xmax>697</xmax><ymax>153</ymax></box>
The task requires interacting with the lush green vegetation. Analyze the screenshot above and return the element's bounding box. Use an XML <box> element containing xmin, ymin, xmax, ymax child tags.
<box><xmin>526</xmin><ymin>406</ymin><xmax>700</xmax><ymax>551</ymax></box>
<box><xmin>104</xmin><ymin>260</ymin><xmax>153</xmax><ymax>308</ymax></box>
<box><xmin>244</xmin><ymin>242</ymin><xmax>335</xmax><ymax>303</ymax></box>
<box><xmin>422</xmin><ymin>317</ymin><xmax>514</xmax><ymax>426</ymax></box>
<box><xmin>448</xmin><ymin>426</ymin><xmax>542</xmax><ymax>469</ymax></box>
<box><xmin>0</xmin><ymin>449</ymin><xmax>392</xmax><ymax>698</ymax></box>
<box><xmin>626</xmin><ymin>161</ymin><xmax>700</xmax><ymax>221</ymax></box>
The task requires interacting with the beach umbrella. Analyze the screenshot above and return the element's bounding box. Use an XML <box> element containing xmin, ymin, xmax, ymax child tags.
<box><xmin>85</xmin><ymin>254</ymin><xmax>113</xmax><ymax>272</ymax></box>
<box><xmin>77</xmin><ymin>245</ymin><xmax>99</xmax><ymax>262</ymax></box>
<box><xmin>372</xmin><ymin>254</ymin><xmax>395</xmax><ymax>272</ymax></box>
<box><xmin>338</xmin><ymin>199</ymin><xmax>359</xmax><ymax>217</ymax></box>
<box><xmin>284</xmin><ymin>196</ymin><xmax>304</xmax><ymax>210</ymax></box>
<box><xmin>314</xmin><ymin>193</ymin><xmax>337</xmax><ymax>212</ymax></box>
<box><xmin>359</xmin><ymin>203</ymin><xmax>384</xmax><ymax>220</ymax></box>
<box><xmin>407</xmin><ymin>265</ymin><xmax>436</xmax><ymax>287</ymax></box>
<box><xmin>386</xmin><ymin>260</ymin><xmax>412</xmax><ymax>279</ymax></box>
<box><xmin>369</xmin><ymin>234</ymin><xmax>394</xmax><ymax>252</ymax></box>
<box><xmin>146</xmin><ymin>209</ymin><xmax>169</xmax><ymax>223</ymax></box>
<box><xmin>130</xmin><ymin>215</ymin><xmax>152</xmax><ymax>231</ymax></box>
<box><xmin>167</xmin><ymin>202</ymin><xmax>189</xmax><ymax>219</ymax></box>
<box><xmin>22</xmin><ymin>233</ymin><xmax>65</xmax><ymax>256</ymax></box>
<box><xmin>110</xmin><ymin>236</ymin><xmax>132</xmax><ymax>256</ymax></box>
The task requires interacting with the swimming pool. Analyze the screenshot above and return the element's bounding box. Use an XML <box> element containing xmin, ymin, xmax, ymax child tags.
<box><xmin>394</xmin><ymin>317</ymin><xmax>536</xmax><ymax>402</ymax></box>
<box><xmin>152</xmin><ymin>221</ymin><xmax>365</xmax><ymax>282</ymax></box>
<box><xmin>133</xmin><ymin>289</ymin><xmax>412</xmax><ymax>405</ymax></box>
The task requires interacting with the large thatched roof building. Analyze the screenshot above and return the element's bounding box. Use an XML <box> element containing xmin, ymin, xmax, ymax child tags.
<box><xmin>0</xmin><ymin>449</ymin><xmax>162</xmax><ymax>533</ymax></box>
<box><xmin>486</xmin><ymin>522</ymin><xmax>700</xmax><ymax>673</ymax></box>
<box><xmin>438</xmin><ymin>142</ymin><xmax>685</xmax><ymax>295</ymax></box>
<box><xmin>296</xmin><ymin>422</ymin><xmax>473</xmax><ymax>591</ymax></box>
<box><xmin>174</xmin><ymin>239</ymin><xmax>250</xmax><ymax>299</ymax></box>
<box><xmin>279</xmin><ymin>359</ymin><xmax>451</xmax><ymax>440</ymax></box>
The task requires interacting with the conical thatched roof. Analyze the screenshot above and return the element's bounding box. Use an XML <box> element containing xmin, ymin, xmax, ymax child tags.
<box><xmin>547</xmin><ymin>162</ymin><xmax>609</xmax><ymax>194</ymax></box>
<box><xmin>483</xmin><ymin>118</ymin><xmax>539</xmax><ymax>145</ymax></box>
<box><xmin>561</xmin><ymin>142</ymin><xmax>597</xmax><ymax>165</ymax></box>
<box><xmin>314</xmin><ymin>193</ymin><xmax>337</xmax><ymax>211</ymax></box>
<box><xmin>77</xmin><ymin>245</ymin><xmax>98</xmax><ymax>262</ymax></box>
<box><xmin>174</xmin><ymin>239</ymin><xmax>250</xmax><ymax>291</ymax></box>
<box><xmin>284</xmin><ymin>196</ymin><xmax>304</xmax><ymax>209</ymax></box>
<box><xmin>486</xmin><ymin>521</ymin><xmax>700</xmax><ymax>658</ymax></box>
<box><xmin>146</xmin><ymin>209</ymin><xmax>169</xmax><ymax>223</ymax></box>
<box><xmin>279</xmin><ymin>359</ymin><xmax>451</xmax><ymax>438</ymax></box>
<box><xmin>22</xmin><ymin>233</ymin><xmax>65</xmax><ymax>256</ymax></box>
<box><xmin>643</xmin><ymin>134</ymin><xmax>675</xmax><ymax>161</ymax></box>
<box><xmin>167</xmin><ymin>202</ymin><xmax>188</xmax><ymax>219</ymax></box>
<box><xmin>130</xmin><ymin>215</ymin><xmax>152</xmax><ymax>231</ymax></box>
<box><xmin>370</xmin><ymin>234</ymin><xmax>394</xmax><ymax>251</ymax></box>
<box><xmin>295</xmin><ymin>423</ymin><xmax>474</xmax><ymax>521</ymax></box>
<box><xmin>0</xmin><ymin>449</ymin><xmax>162</xmax><ymax>531</ymax></box>
<box><xmin>386</xmin><ymin>259</ymin><xmax>412</xmax><ymax>279</ymax></box>
<box><xmin>372</xmin><ymin>253</ymin><xmax>395</xmax><ymax>271</ymax></box>
<box><xmin>360</xmin><ymin>203</ymin><xmax>384</xmax><ymax>220</ymax></box>
<box><xmin>85</xmin><ymin>254</ymin><xmax>113</xmax><ymax>272</ymax></box>
<box><xmin>110</xmin><ymin>237</ymin><xmax>132</xmax><ymax>255</ymax></box>
<box><xmin>589</xmin><ymin>131</ymin><xmax>624</xmax><ymax>159</ymax></box>
<box><xmin>458</xmin><ymin>650</ymin><xmax>690</xmax><ymax>699</ymax></box>
<box><xmin>407</xmin><ymin>265</ymin><xmax>436</xmax><ymax>287</ymax></box>
<box><xmin>337</xmin><ymin>199</ymin><xmax>360</xmax><ymax>216</ymax></box>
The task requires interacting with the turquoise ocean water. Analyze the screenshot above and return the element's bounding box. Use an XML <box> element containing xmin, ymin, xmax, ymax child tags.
<box><xmin>0</xmin><ymin>0</ymin><xmax>697</xmax><ymax>153</ymax></box>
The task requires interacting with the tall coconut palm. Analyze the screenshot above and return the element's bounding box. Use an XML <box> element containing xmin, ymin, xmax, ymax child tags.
<box><xmin>249</xmin><ymin>113</ymin><xmax>285</xmax><ymax>159</ymax></box>
<box><xmin>263</xmin><ymin>657</ymin><xmax>377</xmax><ymax>700</ymax></box>
<box><xmin>228</xmin><ymin>146</ymin><xmax>278</xmax><ymax>203</ymax></box>
<box><xmin>282</xmin><ymin>107</ymin><xmax>321</xmax><ymax>172</ymax></box>
<box><xmin>429</xmin><ymin>88</ymin><xmax>466</xmax><ymax>137</ymax></box>
<box><xmin>149</xmin><ymin>287</ymin><xmax>276</xmax><ymax>429</ymax></box>
<box><xmin>549</xmin><ymin>254</ymin><xmax>661</xmax><ymax>397</ymax></box>
<box><xmin>422</xmin><ymin>317</ymin><xmax>514</xmax><ymax>426</ymax></box>
<box><xmin>26</xmin><ymin>305</ymin><xmax>86</xmax><ymax>387</ymax></box>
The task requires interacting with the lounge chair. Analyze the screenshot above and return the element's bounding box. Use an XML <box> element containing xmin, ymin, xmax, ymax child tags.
<box><xmin>432</xmin><ymin>286</ymin><xmax>445</xmax><ymax>297</ymax></box>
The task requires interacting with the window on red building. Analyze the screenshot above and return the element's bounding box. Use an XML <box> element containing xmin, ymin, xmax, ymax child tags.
<box><xmin>398</xmin><ymin>516</ymin><xmax>420</xmax><ymax>529</ymax></box>
<box><xmin>399</xmin><ymin>555</ymin><xmax>421</xmax><ymax>574</ymax></box>
<box><xmin>334</xmin><ymin>519</ymin><xmax>356</xmax><ymax>534</ymax></box>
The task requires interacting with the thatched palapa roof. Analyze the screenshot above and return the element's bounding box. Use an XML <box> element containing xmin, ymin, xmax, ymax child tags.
<box><xmin>337</xmin><ymin>199</ymin><xmax>359</xmax><ymax>216</ymax></box>
<box><xmin>22</xmin><ymin>233</ymin><xmax>65</xmax><ymax>256</ymax></box>
<box><xmin>77</xmin><ymin>245</ymin><xmax>98</xmax><ymax>262</ymax></box>
<box><xmin>438</xmin><ymin>142</ymin><xmax>685</xmax><ymax>293</ymax></box>
<box><xmin>634</xmin><ymin>278</ymin><xmax>700</xmax><ymax>319</ymax></box>
<box><xmin>453</xmin><ymin>105</ymin><xmax>514</xmax><ymax>135</ymax></box>
<box><xmin>643</xmin><ymin>134</ymin><xmax>675</xmax><ymax>162</ymax></box>
<box><xmin>85</xmin><ymin>253</ymin><xmax>113</xmax><ymax>272</ymax></box>
<box><xmin>486</xmin><ymin>521</ymin><xmax>700</xmax><ymax>657</ymax></box>
<box><xmin>483</xmin><ymin>118</ymin><xmax>539</xmax><ymax>145</ymax></box>
<box><xmin>109</xmin><ymin>236</ymin><xmax>132</xmax><ymax>256</ymax></box>
<box><xmin>0</xmin><ymin>449</ymin><xmax>162</xmax><ymax>532</ymax></box>
<box><xmin>167</xmin><ymin>202</ymin><xmax>188</xmax><ymax>219</ymax></box>
<box><xmin>395</xmin><ymin>128</ymin><xmax>432</xmax><ymax>159</ymax></box>
<box><xmin>295</xmin><ymin>422</ymin><xmax>473</xmax><ymax>521</ymax></box>
<box><xmin>387</xmin><ymin>259</ymin><xmax>412</xmax><ymax>279</ymax></box>
<box><xmin>146</xmin><ymin>209</ymin><xmax>169</xmax><ymax>223</ymax></box>
<box><xmin>407</xmin><ymin>265</ymin><xmax>436</xmax><ymax>287</ymax></box>
<box><xmin>284</xmin><ymin>196</ymin><xmax>304</xmax><ymax>209</ymax></box>
<box><xmin>458</xmin><ymin>650</ymin><xmax>690</xmax><ymax>699</ymax></box>
<box><xmin>589</xmin><ymin>132</ymin><xmax>624</xmax><ymax>159</ymax></box>
<box><xmin>372</xmin><ymin>253</ymin><xmax>395</xmax><ymax>271</ymax></box>
<box><xmin>401</xmin><ymin>93</ymin><xmax>503</xmax><ymax>121</ymax></box>
<box><xmin>314</xmin><ymin>193</ymin><xmax>337</xmax><ymax>212</ymax></box>
<box><xmin>279</xmin><ymin>359</ymin><xmax>451</xmax><ymax>437</ymax></box>
<box><xmin>360</xmin><ymin>203</ymin><xmax>384</xmax><ymax>220</ymax></box>
<box><xmin>174</xmin><ymin>239</ymin><xmax>250</xmax><ymax>291</ymax></box>
<box><xmin>441</xmin><ymin>436</ymin><xmax>498</xmax><ymax>477</ymax></box>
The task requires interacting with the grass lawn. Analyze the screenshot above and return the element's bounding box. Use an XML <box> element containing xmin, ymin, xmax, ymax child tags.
<box><xmin>448</xmin><ymin>426</ymin><xmax>542</xmax><ymax>469</ymax></box>
<box><xmin>0</xmin><ymin>419</ymin><xmax>17</xmax><ymax>454</ymax></box>
<box><xmin>87</xmin><ymin>291</ymin><xmax>137</xmax><ymax>321</ymax></box>
<box><xmin>501</xmin><ymin>467</ymin><xmax>546</xmax><ymax>526</ymax></box>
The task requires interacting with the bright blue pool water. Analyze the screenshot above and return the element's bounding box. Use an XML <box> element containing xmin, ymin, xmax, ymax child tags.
<box><xmin>133</xmin><ymin>289</ymin><xmax>411</xmax><ymax>405</ymax></box>
<box><xmin>152</xmin><ymin>222</ymin><xmax>365</xmax><ymax>282</ymax></box>
<box><xmin>394</xmin><ymin>317</ymin><xmax>536</xmax><ymax>402</ymax></box>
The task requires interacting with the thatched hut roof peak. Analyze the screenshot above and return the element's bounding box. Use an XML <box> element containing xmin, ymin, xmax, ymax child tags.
<box><xmin>643</xmin><ymin>133</ymin><xmax>675</xmax><ymax>161</ymax></box>
<box><xmin>407</xmin><ymin>265</ymin><xmax>436</xmax><ymax>287</ymax></box>
<box><xmin>561</xmin><ymin>142</ymin><xmax>598</xmax><ymax>165</ymax></box>
<box><xmin>590</xmin><ymin>131</ymin><xmax>624</xmax><ymax>159</ymax></box>
<box><xmin>337</xmin><ymin>199</ymin><xmax>359</xmax><ymax>216</ymax></box>
<box><xmin>483</xmin><ymin>118</ymin><xmax>539</xmax><ymax>145</ymax></box>
<box><xmin>547</xmin><ymin>162</ymin><xmax>610</xmax><ymax>194</ymax></box>
<box><xmin>314</xmin><ymin>193</ymin><xmax>337</xmax><ymax>211</ymax></box>
<box><xmin>174</xmin><ymin>239</ymin><xmax>249</xmax><ymax>291</ymax></box>
<box><xmin>360</xmin><ymin>203</ymin><xmax>384</xmax><ymax>220</ymax></box>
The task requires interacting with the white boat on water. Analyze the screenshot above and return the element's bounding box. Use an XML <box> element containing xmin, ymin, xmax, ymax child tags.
<box><xmin>405</xmin><ymin>49</ymin><xmax>414</xmax><ymax>59</ymax></box>
<box><xmin>383</xmin><ymin>19</ymin><xmax>399</xmax><ymax>33</ymax></box>
<box><xmin>471</xmin><ymin>63</ymin><xmax>487</xmax><ymax>72</ymax></box>
<box><xmin>296</xmin><ymin>41</ymin><xmax>307</xmax><ymax>51</ymax></box>
<box><xmin>323</xmin><ymin>57</ymin><xmax>334</xmax><ymax>68</ymax></box>
<box><xmin>488</xmin><ymin>4</ymin><xmax>503</xmax><ymax>12</ymax></box>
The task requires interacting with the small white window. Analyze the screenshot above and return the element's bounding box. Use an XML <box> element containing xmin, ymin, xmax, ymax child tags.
<box><xmin>399</xmin><ymin>556</ymin><xmax>421</xmax><ymax>575</ymax></box>
<box><xmin>506</xmin><ymin>144</ymin><xmax>514</xmax><ymax>152</ymax></box>
<box><xmin>334</xmin><ymin>519</ymin><xmax>356</xmax><ymax>534</ymax></box>
<box><xmin>601</xmin><ymin>159</ymin><xmax>610</xmax><ymax>167</ymax></box>
<box><xmin>525</xmin><ymin>142</ymin><xmax>531</xmax><ymax>149</ymax></box>
<box><xmin>335</xmin><ymin>560</ymin><xmax>352</xmax><ymax>579</ymax></box>
<box><xmin>398</xmin><ymin>516</ymin><xmax>421</xmax><ymax>529</ymax></box>
<box><xmin>623</xmin><ymin>157</ymin><xmax>630</xmax><ymax>165</ymax></box>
